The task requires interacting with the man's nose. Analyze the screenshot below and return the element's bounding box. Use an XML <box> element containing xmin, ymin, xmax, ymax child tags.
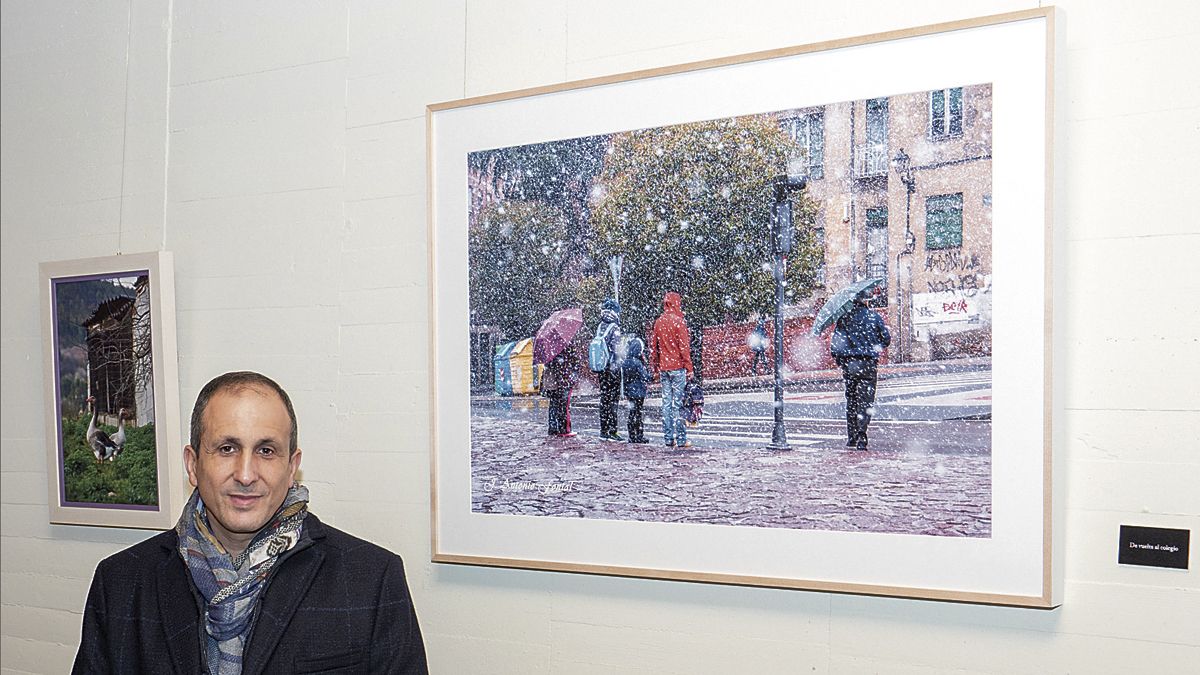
<box><xmin>233</xmin><ymin>451</ymin><xmax>256</xmax><ymax>485</ymax></box>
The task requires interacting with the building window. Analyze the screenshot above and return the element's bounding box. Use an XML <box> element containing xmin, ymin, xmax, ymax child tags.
<box><xmin>864</xmin><ymin>207</ymin><xmax>889</xmax><ymax>306</ymax></box>
<box><xmin>786</xmin><ymin>111</ymin><xmax>824</xmax><ymax>180</ymax></box>
<box><xmin>930</xmin><ymin>87</ymin><xmax>963</xmax><ymax>139</ymax></box>
<box><xmin>925</xmin><ymin>193</ymin><xmax>963</xmax><ymax>249</ymax></box>
<box><xmin>856</xmin><ymin>98</ymin><xmax>889</xmax><ymax>176</ymax></box>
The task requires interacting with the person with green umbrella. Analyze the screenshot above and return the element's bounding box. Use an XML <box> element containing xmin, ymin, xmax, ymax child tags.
<box><xmin>829</xmin><ymin>289</ymin><xmax>891</xmax><ymax>450</ymax></box>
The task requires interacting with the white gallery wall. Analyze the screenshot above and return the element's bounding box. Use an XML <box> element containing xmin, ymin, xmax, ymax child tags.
<box><xmin>1</xmin><ymin>0</ymin><xmax>1197</xmax><ymax>672</ymax></box>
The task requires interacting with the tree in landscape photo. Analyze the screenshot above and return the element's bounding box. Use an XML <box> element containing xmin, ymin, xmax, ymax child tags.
<box><xmin>589</xmin><ymin>115</ymin><xmax>823</xmax><ymax>350</ymax></box>
<box><xmin>468</xmin><ymin>115</ymin><xmax>823</xmax><ymax>353</ymax></box>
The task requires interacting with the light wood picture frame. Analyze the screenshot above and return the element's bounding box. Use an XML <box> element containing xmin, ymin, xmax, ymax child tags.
<box><xmin>429</xmin><ymin>8</ymin><xmax>1061</xmax><ymax>606</ymax></box>
<box><xmin>40</xmin><ymin>251</ymin><xmax>185</xmax><ymax>529</ymax></box>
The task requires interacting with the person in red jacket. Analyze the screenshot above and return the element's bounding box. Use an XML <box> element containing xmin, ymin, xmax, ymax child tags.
<box><xmin>649</xmin><ymin>291</ymin><xmax>694</xmax><ymax>448</ymax></box>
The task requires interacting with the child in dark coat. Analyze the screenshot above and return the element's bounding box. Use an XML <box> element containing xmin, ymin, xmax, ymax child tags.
<box><xmin>621</xmin><ymin>337</ymin><xmax>651</xmax><ymax>444</ymax></box>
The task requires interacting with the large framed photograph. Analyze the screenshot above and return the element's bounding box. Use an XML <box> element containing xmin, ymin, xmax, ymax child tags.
<box><xmin>40</xmin><ymin>251</ymin><xmax>185</xmax><ymax>529</ymax></box>
<box><xmin>430</xmin><ymin>9</ymin><xmax>1061</xmax><ymax>606</ymax></box>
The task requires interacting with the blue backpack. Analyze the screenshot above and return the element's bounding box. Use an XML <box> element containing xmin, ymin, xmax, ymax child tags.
<box><xmin>588</xmin><ymin>323</ymin><xmax>616</xmax><ymax>372</ymax></box>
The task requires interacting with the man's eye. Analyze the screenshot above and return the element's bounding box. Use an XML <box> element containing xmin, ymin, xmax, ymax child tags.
<box><xmin>217</xmin><ymin>445</ymin><xmax>236</xmax><ymax>455</ymax></box>
<box><xmin>257</xmin><ymin>447</ymin><xmax>277</xmax><ymax>457</ymax></box>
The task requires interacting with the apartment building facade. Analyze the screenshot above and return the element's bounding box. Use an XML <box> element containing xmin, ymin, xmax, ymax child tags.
<box><xmin>779</xmin><ymin>82</ymin><xmax>993</xmax><ymax>363</ymax></box>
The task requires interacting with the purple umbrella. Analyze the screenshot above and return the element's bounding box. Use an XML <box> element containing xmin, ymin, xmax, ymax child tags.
<box><xmin>533</xmin><ymin>307</ymin><xmax>584</xmax><ymax>365</ymax></box>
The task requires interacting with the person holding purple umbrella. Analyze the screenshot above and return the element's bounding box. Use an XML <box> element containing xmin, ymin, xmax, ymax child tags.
<box><xmin>535</xmin><ymin>308</ymin><xmax>585</xmax><ymax>437</ymax></box>
<box><xmin>541</xmin><ymin>332</ymin><xmax>582</xmax><ymax>437</ymax></box>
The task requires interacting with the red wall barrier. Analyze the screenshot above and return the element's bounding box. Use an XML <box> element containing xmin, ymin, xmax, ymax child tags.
<box><xmin>700</xmin><ymin>311</ymin><xmax>889</xmax><ymax>380</ymax></box>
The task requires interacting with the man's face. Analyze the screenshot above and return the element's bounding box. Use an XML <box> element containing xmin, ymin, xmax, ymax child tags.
<box><xmin>184</xmin><ymin>386</ymin><xmax>302</xmax><ymax>553</ymax></box>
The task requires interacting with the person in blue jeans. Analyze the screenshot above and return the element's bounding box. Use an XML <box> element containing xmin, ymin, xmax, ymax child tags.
<box><xmin>658</xmin><ymin>370</ymin><xmax>688</xmax><ymax>448</ymax></box>
<box><xmin>649</xmin><ymin>291</ymin><xmax>694</xmax><ymax>448</ymax></box>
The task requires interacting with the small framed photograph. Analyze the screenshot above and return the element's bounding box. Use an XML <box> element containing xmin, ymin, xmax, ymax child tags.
<box><xmin>40</xmin><ymin>251</ymin><xmax>184</xmax><ymax>529</ymax></box>
<box><xmin>429</xmin><ymin>9</ymin><xmax>1060</xmax><ymax>606</ymax></box>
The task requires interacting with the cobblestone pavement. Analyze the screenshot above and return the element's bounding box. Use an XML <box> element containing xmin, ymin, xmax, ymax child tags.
<box><xmin>470</xmin><ymin>410</ymin><xmax>991</xmax><ymax>537</ymax></box>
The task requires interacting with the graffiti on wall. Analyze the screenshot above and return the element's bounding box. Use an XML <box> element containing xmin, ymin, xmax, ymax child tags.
<box><xmin>923</xmin><ymin>250</ymin><xmax>989</xmax><ymax>295</ymax></box>
<box><xmin>925</xmin><ymin>250</ymin><xmax>983</xmax><ymax>273</ymax></box>
<box><xmin>911</xmin><ymin>285</ymin><xmax>990</xmax><ymax>326</ymax></box>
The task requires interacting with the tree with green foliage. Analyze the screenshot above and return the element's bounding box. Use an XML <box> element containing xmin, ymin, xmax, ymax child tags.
<box><xmin>468</xmin><ymin>134</ymin><xmax>608</xmax><ymax>212</ymax></box>
<box><xmin>589</xmin><ymin>115</ymin><xmax>823</xmax><ymax>343</ymax></box>
<box><xmin>469</xmin><ymin>201</ymin><xmax>582</xmax><ymax>339</ymax></box>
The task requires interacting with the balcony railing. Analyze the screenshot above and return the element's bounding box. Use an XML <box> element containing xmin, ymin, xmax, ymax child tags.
<box><xmin>864</xmin><ymin>263</ymin><xmax>889</xmax><ymax>306</ymax></box>
<box><xmin>855</xmin><ymin>143</ymin><xmax>889</xmax><ymax>177</ymax></box>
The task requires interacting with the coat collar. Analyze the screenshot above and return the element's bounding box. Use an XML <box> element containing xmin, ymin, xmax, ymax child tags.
<box><xmin>156</xmin><ymin>514</ymin><xmax>330</xmax><ymax>675</ymax></box>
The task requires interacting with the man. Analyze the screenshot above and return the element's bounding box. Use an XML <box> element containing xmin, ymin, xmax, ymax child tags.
<box><xmin>830</xmin><ymin>292</ymin><xmax>891</xmax><ymax>451</ymax></box>
<box><xmin>73</xmin><ymin>371</ymin><xmax>427</xmax><ymax>674</ymax></box>
<box><xmin>649</xmin><ymin>291</ymin><xmax>694</xmax><ymax>449</ymax></box>
<box><xmin>593</xmin><ymin>298</ymin><xmax>624</xmax><ymax>441</ymax></box>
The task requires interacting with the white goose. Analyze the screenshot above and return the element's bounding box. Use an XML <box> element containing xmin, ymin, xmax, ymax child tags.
<box><xmin>85</xmin><ymin>397</ymin><xmax>121</xmax><ymax>463</ymax></box>
<box><xmin>109</xmin><ymin>408</ymin><xmax>127</xmax><ymax>461</ymax></box>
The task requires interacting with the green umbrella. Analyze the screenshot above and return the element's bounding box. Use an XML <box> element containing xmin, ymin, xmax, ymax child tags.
<box><xmin>810</xmin><ymin>278</ymin><xmax>884</xmax><ymax>335</ymax></box>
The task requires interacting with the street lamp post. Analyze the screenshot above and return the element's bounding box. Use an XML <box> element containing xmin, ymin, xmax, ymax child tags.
<box><xmin>608</xmin><ymin>254</ymin><xmax>624</xmax><ymax>304</ymax></box>
<box><xmin>608</xmin><ymin>253</ymin><xmax>626</xmax><ymax>401</ymax></box>
<box><xmin>892</xmin><ymin>149</ymin><xmax>917</xmax><ymax>363</ymax></box>
<box><xmin>766</xmin><ymin>160</ymin><xmax>807</xmax><ymax>451</ymax></box>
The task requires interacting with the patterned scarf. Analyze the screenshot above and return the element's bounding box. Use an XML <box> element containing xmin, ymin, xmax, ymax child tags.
<box><xmin>176</xmin><ymin>484</ymin><xmax>309</xmax><ymax>675</ymax></box>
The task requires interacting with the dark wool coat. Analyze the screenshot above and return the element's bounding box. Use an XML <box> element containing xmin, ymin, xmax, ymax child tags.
<box><xmin>72</xmin><ymin>514</ymin><xmax>427</xmax><ymax>675</ymax></box>
<box><xmin>831</xmin><ymin>305</ymin><xmax>891</xmax><ymax>360</ymax></box>
<box><xmin>621</xmin><ymin>338</ymin><xmax>651</xmax><ymax>400</ymax></box>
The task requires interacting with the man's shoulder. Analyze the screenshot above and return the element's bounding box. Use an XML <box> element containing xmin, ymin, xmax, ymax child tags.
<box><xmin>306</xmin><ymin>516</ymin><xmax>404</xmax><ymax>566</ymax></box>
<box><xmin>654</xmin><ymin>311</ymin><xmax>682</xmax><ymax>329</ymax></box>
<box><xmin>93</xmin><ymin>529</ymin><xmax>178</xmax><ymax>579</ymax></box>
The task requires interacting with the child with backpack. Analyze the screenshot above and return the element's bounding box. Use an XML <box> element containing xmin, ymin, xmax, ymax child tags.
<box><xmin>621</xmin><ymin>336</ymin><xmax>651</xmax><ymax>444</ymax></box>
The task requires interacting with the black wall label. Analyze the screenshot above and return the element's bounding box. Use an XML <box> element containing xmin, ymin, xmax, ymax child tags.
<box><xmin>1118</xmin><ymin>525</ymin><xmax>1190</xmax><ymax>570</ymax></box>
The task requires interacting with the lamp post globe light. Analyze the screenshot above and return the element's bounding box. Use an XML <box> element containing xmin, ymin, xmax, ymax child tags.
<box><xmin>766</xmin><ymin>156</ymin><xmax>807</xmax><ymax>451</ymax></box>
<box><xmin>892</xmin><ymin>148</ymin><xmax>917</xmax><ymax>363</ymax></box>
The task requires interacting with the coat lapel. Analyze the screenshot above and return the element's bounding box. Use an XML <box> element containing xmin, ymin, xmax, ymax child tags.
<box><xmin>241</xmin><ymin>519</ymin><xmax>327</xmax><ymax>675</ymax></box>
<box><xmin>156</xmin><ymin>534</ymin><xmax>203</xmax><ymax>675</ymax></box>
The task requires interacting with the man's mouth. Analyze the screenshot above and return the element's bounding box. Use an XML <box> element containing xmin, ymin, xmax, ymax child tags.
<box><xmin>227</xmin><ymin>494</ymin><xmax>261</xmax><ymax>508</ymax></box>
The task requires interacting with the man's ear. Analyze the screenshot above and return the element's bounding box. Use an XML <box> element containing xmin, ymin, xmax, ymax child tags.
<box><xmin>288</xmin><ymin>447</ymin><xmax>303</xmax><ymax>482</ymax></box>
<box><xmin>184</xmin><ymin>445</ymin><xmax>199</xmax><ymax>488</ymax></box>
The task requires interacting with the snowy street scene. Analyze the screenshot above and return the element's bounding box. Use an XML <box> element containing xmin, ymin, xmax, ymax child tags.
<box><xmin>466</xmin><ymin>83</ymin><xmax>994</xmax><ymax>537</ymax></box>
<box><xmin>471</xmin><ymin>359</ymin><xmax>991</xmax><ymax>536</ymax></box>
